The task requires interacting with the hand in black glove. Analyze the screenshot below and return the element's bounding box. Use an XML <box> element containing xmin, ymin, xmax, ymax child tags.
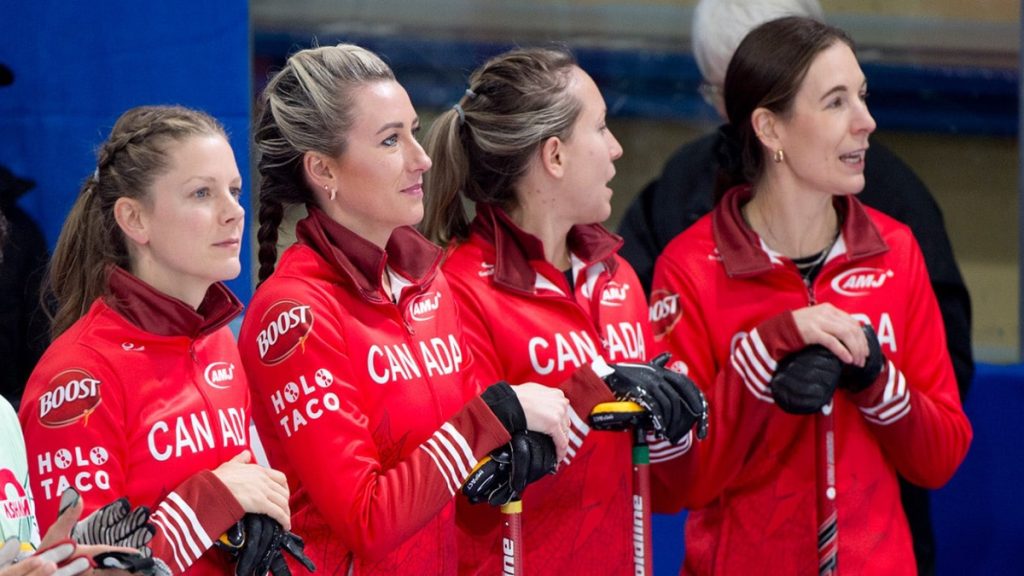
<box><xmin>654</xmin><ymin>355</ymin><xmax>710</xmax><ymax>441</ymax></box>
<box><xmin>770</xmin><ymin>345</ymin><xmax>842</xmax><ymax>414</ymax></box>
<box><xmin>840</xmin><ymin>324</ymin><xmax>885</xmax><ymax>393</ymax></box>
<box><xmin>602</xmin><ymin>354</ymin><xmax>709</xmax><ymax>443</ymax></box>
<box><xmin>70</xmin><ymin>495</ymin><xmax>154</xmax><ymax>554</ymax></box>
<box><xmin>462</xmin><ymin>431</ymin><xmax>557</xmax><ymax>506</ymax></box>
<box><xmin>218</xmin><ymin>514</ymin><xmax>315</xmax><ymax>576</ymax></box>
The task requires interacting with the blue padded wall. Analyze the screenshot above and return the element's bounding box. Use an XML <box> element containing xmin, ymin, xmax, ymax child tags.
<box><xmin>0</xmin><ymin>1</ymin><xmax>252</xmax><ymax>302</ymax></box>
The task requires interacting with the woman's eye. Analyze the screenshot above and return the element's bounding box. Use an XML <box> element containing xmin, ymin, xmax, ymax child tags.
<box><xmin>230</xmin><ymin>186</ymin><xmax>242</xmax><ymax>199</ymax></box>
<box><xmin>194</xmin><ymin>187</ymin><xmax>209</xmax><ymax>198</ymax></box>
<box><xmin>382</xmin><ymin>135</ymin><xmax>398</xmax><ymax>147</ymax></box>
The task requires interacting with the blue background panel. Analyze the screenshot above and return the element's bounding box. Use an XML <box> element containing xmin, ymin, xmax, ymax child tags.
<box><xmin>0</xmin><ymin>1</ymin><xmax>252</xmax><ymax>302</ymax></box>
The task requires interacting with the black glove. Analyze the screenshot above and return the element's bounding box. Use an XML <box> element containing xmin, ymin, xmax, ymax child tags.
<box><xmin>603</xmin><ymin>354</ymin><xmax>709</xmax><ymax>443</ymax></box>
<box><xmin>218</xmin><ymin>514</ymin><xmax>316</xmax><ymax>576</ymax></box>
<box><xmin>71</xmin><ymin>496</ymin><xmax>154</xmax><ymax>553</ymax></box>
<box><xmin>770</xmin><ymin>345</ymin><xmax>842</xmax><ymax>414</ymax></box>
<box><xmin>462</xmin><ymin>431</ymin><xmax>557</xmax><ymax>506</ymax></box>
<box><xmin>655</xmin><ymin>355</ymin><xmax>710</xmax><ymax>441</ymax></box>
<box><xmin>480</xmin><ymin>381</ymin><xmax>527</xmax><ymax>435</ymax></box>
<box><xmin>840</xmin><ymin>324</ymin><xmax>885</xmax><ymax>393</ymax></box>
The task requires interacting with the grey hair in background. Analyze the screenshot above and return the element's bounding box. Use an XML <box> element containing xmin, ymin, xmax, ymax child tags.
<box><xmin>692</xmin><ymin>0</ymin><xmax>825</xmax><ymax>88</ymax></box>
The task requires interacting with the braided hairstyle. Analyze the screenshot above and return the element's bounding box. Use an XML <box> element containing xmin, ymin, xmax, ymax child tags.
<box><xmin>46</xmin><ymin>105</ymin><xmax>226</xmax><ymax>338</ymax></box>
<box><xmin>253</xmin><ymin>44</ymin><xmax>395</xmax><ymax>284</ymax></box>
<box><xmin>421</xmin><ymin>47</ymin><xmax>582</xmax><ymax>246</ymax></box>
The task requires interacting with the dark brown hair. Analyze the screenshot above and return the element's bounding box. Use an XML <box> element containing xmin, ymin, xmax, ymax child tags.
<box><xmin>718</xmin><ymin>16</ymin><xmax>854</xmax><ymax>194</ymax></box>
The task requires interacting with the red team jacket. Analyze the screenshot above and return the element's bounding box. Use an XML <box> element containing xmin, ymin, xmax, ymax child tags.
<box><xmin>237</xmin><ymin>208</ymin><xmax>511</xmax><ymax>575</ymax></box>
<box><xmin>19</xmin><ymin>266</ymin><xmax>248</xmax><ymax>576</ymax></box>
<box><xmin>650</xmin><ymin>186</ymin><xmax>972</xmax><ymax>575</ymax></box>
<box><xmin>442</xmin><ymin>204</ymin><xmax>658</xmax><ymax>575</ymax></box>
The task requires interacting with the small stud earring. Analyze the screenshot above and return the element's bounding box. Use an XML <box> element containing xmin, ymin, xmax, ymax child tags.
<box><xmin>773</xmin><ymin>149</ymin><xmax>785</xmax><ymax>164</ymax></box>
<box><xmin>323</xmin><ymin>184</ymin><xmax>337</xmax><ymax>202</ymax></box>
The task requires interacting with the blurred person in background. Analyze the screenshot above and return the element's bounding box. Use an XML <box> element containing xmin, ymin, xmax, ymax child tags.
<box><xmin>0</xmin><ymin>62</ymin><xmax>50</xmax><ymax>408</ymax></box>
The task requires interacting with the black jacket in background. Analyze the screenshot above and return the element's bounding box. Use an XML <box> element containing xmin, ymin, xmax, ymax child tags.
<box><xmin>618</xmin><ymin>130</ymin><xmax>974</xmax><ymax>576</ymax></box>
<box><xmin>0</xmin><ymin>199</ymin><xmax>50</xmax><ymax>408</ymax></box>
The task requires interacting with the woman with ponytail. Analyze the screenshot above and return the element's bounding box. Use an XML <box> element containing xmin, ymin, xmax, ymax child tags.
<box><xmin>238</xmin><ymin>43</ymin><xmax>573</xmax><ymax>575</ymax></box>
<box><xmin>421</xmin><ymin>47</ymin><xmax>708</xmax><ymax>575</ymax></box>
<box><xmin>19</xmin><ymin>105</ymin><xmax>295</xmax><ymax>576</ymax></box>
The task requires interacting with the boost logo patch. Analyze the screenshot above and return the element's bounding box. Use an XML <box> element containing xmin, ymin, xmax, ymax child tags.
<box><xmin>649</xmin><ymin>289</ymin><xmax>682</xmax><ymax>338</ymax></box>
<box><xmin>257</xmin><ymin>300</ymin><xmax>314</xmax><ymax>365</ymax></box>
<box><xmin>39</xmin><ymin>369</ymin><xmax>102</xmax><ymax>428</ymax></box>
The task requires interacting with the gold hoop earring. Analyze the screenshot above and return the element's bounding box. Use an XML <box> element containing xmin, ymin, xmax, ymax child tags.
<box><xmin>773</xmin><ymin>149</ymin><xmax>785</xmax><ymax>164</ymax></box>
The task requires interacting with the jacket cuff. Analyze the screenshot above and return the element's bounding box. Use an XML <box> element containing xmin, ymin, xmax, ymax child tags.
<box><xmin>846</xmin><ymin>360</ymin><xmax>912</xmax><ymax>426</ymax></box>
<box><xmin>730</xmin><ymin>312</ymin><xmax>803</xmax><ymax>404</ymax></box>
<box><xmin>480</xmin><ymin>381</ymin><xmax>527</xmax><ymax>435</ymax></box>
<box><xmin>171</xmin><ymin>470</ymin><xmax>245</xmax><ymax>550</ymax></box>
<box><xmin>566</xmin><ymin>361</ymin><xmax>617</xmax><ymax>418</ymax></box>
<box><xmin>450</xmin><ymin>395</ymin><xmax>513</xmax><ymax>459</ymax></box>
<box><xmin>755</xmin><ymin>311</ymin><xmax>806</xmax><ymax>361</ymax></box>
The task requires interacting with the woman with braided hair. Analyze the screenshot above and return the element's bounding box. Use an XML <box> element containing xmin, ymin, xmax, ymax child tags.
<box><xmin>19</xmin><ymin>105</ymin><xmax>295</xmax><ymax>576</ymax></box>
<box><xmin>238</xmin><ymin>43</ymin><xmax>573</xmax><ymax>575</ymax></box>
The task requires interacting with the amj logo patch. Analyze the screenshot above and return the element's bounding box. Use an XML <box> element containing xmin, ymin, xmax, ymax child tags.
<box><xmin>831</xmin><ymin>268</ymin><xmax>894</xmax><ymax>297</ymax></box>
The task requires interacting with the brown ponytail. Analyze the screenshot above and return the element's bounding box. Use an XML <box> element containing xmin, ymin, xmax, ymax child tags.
<box><xmin>420</xmin><ymin>107</ymin><xmax>472</xmax><ymax>246</ymax></box>
<box><xmin>421</xmin><ymin>47</ymin><xmax>582</xmax><ymax>246</ymax></box>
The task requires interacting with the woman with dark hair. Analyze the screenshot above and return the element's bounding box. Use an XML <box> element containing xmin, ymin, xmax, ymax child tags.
<box><xmin>422</xmin><ymin>47</ymin><xmax>707</xmax><ymax>574</ymax></box>
<box><xmin>650</xmin><ymin>17</ymin><xmax>971</xmax><ymax>575</ymax></box>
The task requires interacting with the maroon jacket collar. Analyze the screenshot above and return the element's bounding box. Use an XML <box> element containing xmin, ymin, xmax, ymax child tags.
<box><xmin>104</xmin><ymin>265</ymin><xmax>242</xmax><ymax>338</ymax></box>
<box><xmin>296</xmin><ymin>206</ymin><xmax>442</xmax><ymax>303</ymax></box>
<box><xmin>712</xmin><ymin>184</ymin><xmax>889</xmax><ymax>278</ymax></box>
<box><xmin>470</xmin><ymin>203</ymin><xmax>622</xmax><ymax>293</ymax></box>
